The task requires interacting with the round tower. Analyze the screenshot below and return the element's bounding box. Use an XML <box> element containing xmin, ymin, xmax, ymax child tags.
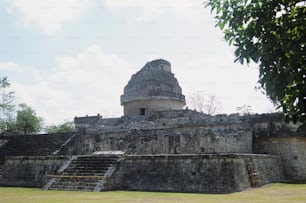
<box><xmin>121</xmin><ymin>59</ymin><xmax>186</xmax><ymax>116</ymax></box>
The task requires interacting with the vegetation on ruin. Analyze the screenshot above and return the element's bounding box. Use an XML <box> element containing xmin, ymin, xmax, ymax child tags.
<box><xmin>0</xmin><ymin>77</ymin><xmax>75</xmax><ymax>135</ymax></box>
<box><xmin>206</xmin><ymin>0</ymin><xmax>306</xmax><ymax>128</ymax></box>
<box><xmin>45</xmin><ymin>121</ymin><xmax>75</xmax><ymax>134</ymax></box>
<box><xmin>0</xmin><ymin>183</ymin><xmax>305</xmax><ymax>203</ymax></box>
<box><xmin>15</xmin><ymin>103</ymin><xmax>43</xmax><ymax>134</ymax></box>
<box><xmin>0</xmin><ymin>77</ymin><xmax>15</xmax><ymax>133</ymax></box>
<box><xmin>0</xmin><ymin>77</ymin><xmax>43</xmax><ymax>135</ymax></box>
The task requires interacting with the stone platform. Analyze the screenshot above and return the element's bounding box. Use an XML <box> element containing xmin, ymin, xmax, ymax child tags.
<box><xmin>0</xmin><ymin>153</ymin><xmax>285</xmax><ymax>193</ymax></box>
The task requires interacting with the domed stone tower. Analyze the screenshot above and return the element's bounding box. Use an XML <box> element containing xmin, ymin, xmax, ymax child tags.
<box><xmin>121</xmin><ymin>59</ymin><xmax>186</xmax><ymax>116</ymax></box>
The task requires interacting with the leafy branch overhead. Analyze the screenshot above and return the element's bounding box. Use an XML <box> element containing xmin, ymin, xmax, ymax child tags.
<box><xmin>206</xmin><ymin>0</ymin><xmax>306</xmax><ymax>127</ymax></box>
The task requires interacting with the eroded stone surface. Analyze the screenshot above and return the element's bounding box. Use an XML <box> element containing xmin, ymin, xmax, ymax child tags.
<box><xmin>120</xmin><ymin>59</ymin><xmax>185</xmax><ymax>116</ymax></box>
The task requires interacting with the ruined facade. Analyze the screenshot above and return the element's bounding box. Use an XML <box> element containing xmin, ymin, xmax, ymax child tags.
<box><xmin>0</xmin><ymin>59</ymin><xmax>305</xmax><ymax>193</ymax></box>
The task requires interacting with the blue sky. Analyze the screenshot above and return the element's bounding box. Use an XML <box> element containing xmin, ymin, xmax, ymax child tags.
<box><xmin>0</xmin><ymin>0</ymin><xmax>275</xmax><ymax>124</ymax></box>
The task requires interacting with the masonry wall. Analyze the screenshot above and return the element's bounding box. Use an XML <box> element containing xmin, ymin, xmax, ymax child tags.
<box><xmin>74</xmin><ymin>126</ymin><xmax>252</xmax><ymax>155</ymax></box>
<box><xmin>123</xmin><ymin>99</ymin><xmax>185</xmax><ymax>116</ymax></box>
<box><xmin>111</xmin><ymin>154</ymin><xmax>283</xmax><ymax>193</ymax></box>
<box><xmin>0</xmin><ymin>156</ymin><xmax>68</xmax><ymax>187</ymax></box>
<box><xmin>254</xmin><ymin>137</ymin><xmax>306</xmax><ymax>182</ymax></box>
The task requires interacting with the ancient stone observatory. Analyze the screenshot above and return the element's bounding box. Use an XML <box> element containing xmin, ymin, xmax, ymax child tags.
<box><xmin>0</xmin><ymin>59</ymin><xmax>305</xmax><ymax>193</ymax></box>
<box><xmin>120</xmin><ymin>59</ymin><xmax>186</xmax><ymax>116</ymax></box>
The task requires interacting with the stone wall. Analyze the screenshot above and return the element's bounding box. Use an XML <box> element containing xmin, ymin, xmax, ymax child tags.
<box><xmin>243</xmin><ymin>155</ymin><xmax>285</xmax><ymax>186</ymax></box>
<box><xmin>122</xmin><ymin>99</ymin><xmax>185</xmax><ymax>116</ymax></box>
<box><xmin>250</xmin><ymin>114</ymin><xmax>302</xmax><ymax>137</ymax></box>
<box><xmin>254</xmin><ymin>137</ymin><xmax>306</xmax><ymax>182</ymax></box>
<box><xmin>74</xmin><ymin>126</ymin><xmax>252</xmax><ymax>155</ymax></box>
<box><xmin>111</xmin><ymin>154</ymin><xmax>283</xmax><ymax>193</ymax></box>
<box><xmin>74</xmin><ymin>110</ymin><xmax>246</xmax><ymax>134</ymax></box>
<box><xmin>74</xmin><ymin>111</ymin><xmax>303</xmax><ymax>138</ymax></box>
<box><xmin>0</xmin><ymin>156</ymin><xmax>68</xmax><ymax>187</ymax></box>
<box><xmin>0</xmin><ymin>153</ymin><xmax>285</xmax><ymax>193</ymax></box>
<box><xmin>0</xmin><ymin>139</ymin><xmax>8</xmax><ymax>148</ymax></box>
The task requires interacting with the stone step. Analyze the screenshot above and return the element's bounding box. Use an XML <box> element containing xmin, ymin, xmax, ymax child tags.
<box><xmin>69</xmin><ymin>164</ymin><xmax>115</xmax><ymax>168</ymax></box>
<box><xmin>48</xmin><ymin>187</ymin><xmax>94</xmax><ymax>192</ymax></box>
<box><xmin>68</xmin><ymin>166</ymin><xmax>112</xmax><ymax>170</ymax></box>
<box><xmin>77</xmin><ymin>157</ymin><xmax>120</xmax><ymax>161</ymax></box>
<box><xmin>71</xmin><ymin>161</ymin><xmax>113</xmax><ymax>164</ymax></box>
<box><xmin>67</xmin><ymin>166</ymin><xmax>110</xmax><ymax>170</ymax></box>
<box><xmin>61</xmin><ymin>172</ymin><xmax>105</xmax><ymax>176</ymax></box>
<box><xmin>53</xmin><ymin>180</ymin><xmax>99</xmax><ymax>186</ymax></box>
<box><xmin>49</xmin><ymin>179</ymin><xmax>99</xmax><ymax>191</ymax></box>
<box><xmin>70</xmin><ymin>161</ymin><xmax>115</xmax><ymax>165</ymax></box>
<box><xmin>49</xmin><ymin>185</ymin><xmax>95</xmax><ymax>191</ymax></box>
<box><xmin>46</xmin><ymin>155</ymin><xmax>121</xmax><ymax>192</ymax></box>
<box><xmin>0</xmin><ymin>169</ymin><xmax>3</xmax><ymax>178</ymax></box>
<box><xmin>67</xmin><ymin>162</ymin><xmax>116</xmax><ymax>168</ymax></box>
<box><xmin>77</xmin><ymin>155</ymin><xmax>121</xmax><ymax>159</ymax></box>
<box><xmin>72</xmin><ymin>160</ymin><xmax>118</xmax><ymax>164</ymax></box>
<box><xmin>66</xmin><ymin>165</ymin><xmax>111</xmax><ymax>170</ymax></box>
<box><xmin>63</xmin><ymin>169</ymin><xmax>107</xmax><ymax>173</ymax></box>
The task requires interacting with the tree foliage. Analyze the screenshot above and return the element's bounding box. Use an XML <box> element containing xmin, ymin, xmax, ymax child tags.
<box><xmin>0</xmin><ymin>77</ymin><xmax>57</xmax><ymax>135</ymax></box>
<box><xmin>0</xmin><ymin>77</ymin><xmax>15</xmax><ymax>133</ymax></box>
<box><xmin>45</xmin><ymin>121</ymin><xmax>75</xmax><ymax>134</ymax></box>
<box><xmin>206</xmin><ymin>0</ymin><xmax>306</xmax><ymax>127</ymax></box>
<box><xmin>16</xmin><ymin>103</ymin><xmax>43</xmax><ymax>134</ymax></box>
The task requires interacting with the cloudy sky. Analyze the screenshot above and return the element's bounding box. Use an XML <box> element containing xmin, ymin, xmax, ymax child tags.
<box><xmin>0</xmin><ymin>0</ymin><xmax>275</xmax><ymax>125</ymax></box>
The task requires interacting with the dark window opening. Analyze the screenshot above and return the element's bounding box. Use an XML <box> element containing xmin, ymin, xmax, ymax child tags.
<box><xmin>140</xmin><ymin>108</ymin><xmax>146</xmax><ymax>115</ymax></box>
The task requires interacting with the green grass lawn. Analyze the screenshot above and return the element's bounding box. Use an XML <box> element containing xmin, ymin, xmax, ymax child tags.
<box><xmin>0</xmin><ymin>184</ymin><xmax>306</xmax><ymax>203</ymax></box>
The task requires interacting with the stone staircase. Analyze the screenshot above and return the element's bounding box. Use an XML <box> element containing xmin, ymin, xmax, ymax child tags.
<box><xmin>46</xmin><ymin>154</ymin><xmax>122</xmax><ymax>191</ymax></box>
<box><xmin>0</xmin><ymin>133</ymin><xmax>75</xmax><ymax>157</ymax></box>
<box><xmin>0</xmin><ymin>133</ymin><xmax>76</xmax><ymax>180</ymax></box>
<box><xmin>0</xmin><ymin>159</ymin><xmax>4</xmax><ymax>179</ymax></box>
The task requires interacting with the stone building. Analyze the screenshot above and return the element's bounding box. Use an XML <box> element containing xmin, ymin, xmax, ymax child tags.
<box><xmin>121</xmin><ymin>59</ymin><xmax>185</xmax><ymax>116</ymax></box>
<box><xmin>0</xmin><ymin>59</ymin><xmax>305</xmax><ymax>193</ymax></box>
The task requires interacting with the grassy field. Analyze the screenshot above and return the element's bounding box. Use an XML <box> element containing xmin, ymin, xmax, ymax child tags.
<box><xmin>0</xmin><ymin>184</ymin><xmax>306</xmax><ymax>203</ymax></box>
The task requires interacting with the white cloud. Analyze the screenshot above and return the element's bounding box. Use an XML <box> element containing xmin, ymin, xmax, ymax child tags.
<box><xmin>104</xmin><ymin>0</ymin><xmax>200</xmax><ymax>11</ymax></box>
<box><xmin>11</xmin><ymin>45</ymin><xmax>134</xmax><ymax>124</ymax></box>
<box><xmin>104</xmin><ymin>0</ymin><xmax>203</xmax><ymax>23</ymax></box>
<box><xmin>174</xmin><ymin>53</ymin><xmax>275</xmax><ymax>114</ymax></box>
<box><xmin>8</xmin><ymin>0</ymin><xmax>91</xmax><ymax>34</ymax></box>
<box><xmin>0</xmin><ymin>61</ymin><xmax>24</xmax><ymax>72</ymax></box>
<box><xmin>8</xmin><ymin>46</ymin><xmax>274</xmax><ymax>125</ymax></box>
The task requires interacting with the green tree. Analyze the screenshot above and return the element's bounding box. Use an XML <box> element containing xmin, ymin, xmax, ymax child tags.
<box><xmin>16</xmin><ymin>103</ymin><xmax>43</xmax><ymax>134</ymax></box>
<box><xmin>45</xmin><ymin>121</ymin><xmax>75</xmax><ymax>134</ymax></box>
<box><xmin>0</xmin><ymin>77</ymin><xmax>15</xmax><ymax>133</ymax></box>
<box><xmin>206</xmin><ymin>0</ymin><xmax>306</xmax><ymax>127</ymax></box>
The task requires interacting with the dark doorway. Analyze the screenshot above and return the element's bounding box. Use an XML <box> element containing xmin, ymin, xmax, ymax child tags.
<box><xmin>140</xmin><ymin>108</ymin><xmax>146</xmax><ymax>115</ymax></box>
